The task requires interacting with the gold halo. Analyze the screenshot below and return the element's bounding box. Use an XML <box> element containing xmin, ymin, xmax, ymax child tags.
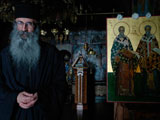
<box><xmin>113</xmin><ymin>21</ymin><xmax>130</xmax><ymax>36</ymax></box>
<box><xmin>139</xmin><ymin>20</ymin><xmax>157</xmax><ymax>35</ymax></box>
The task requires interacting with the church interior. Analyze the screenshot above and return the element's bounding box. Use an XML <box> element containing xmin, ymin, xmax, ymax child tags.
<box><xmin>0</xmin><ymin>0</ymin><xmax>160</xmax><ymax>120</ymax></box>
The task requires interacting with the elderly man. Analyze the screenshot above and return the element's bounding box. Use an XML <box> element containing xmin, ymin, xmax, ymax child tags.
<box><xmin>111</xmin><ymin>26</ymin><xmax>138</xmax><ymax>96</ymax></box>
<box><xmin>0</xmin><ymin>3</ymin><xmax>67</xmax><ymax>120</ymax></box>
<box><xmin>136</xmin><ymin>25</ymin><xmax>159</xmax><ymax>95</ymax></box>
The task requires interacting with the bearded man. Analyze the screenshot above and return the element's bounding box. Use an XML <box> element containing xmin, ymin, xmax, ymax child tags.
<box><xmin>136</xmin><ymin>25</ymin><xmax>160</xmax><ymax>95</ymax></box>
<box><xmin>0</xmin><ymin>3</ymin><xmax>67</xmax><ymax>120</ymax></box>
<box><xmin>111</xmin><ymin>26</ymin><xmax>138</xmax><ymax>96</ymax></box>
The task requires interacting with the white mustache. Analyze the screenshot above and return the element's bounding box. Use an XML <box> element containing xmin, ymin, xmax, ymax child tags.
<box><xmin>19</xmin><ymin>31</ymin><xmax>29</xmax><ymax>40</ymax></box>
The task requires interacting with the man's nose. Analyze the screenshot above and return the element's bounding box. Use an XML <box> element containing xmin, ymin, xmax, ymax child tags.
<box><xmin>22</xmin><ymin>24</ymin><xmax>28</xmax><ymax>31</ymax></box>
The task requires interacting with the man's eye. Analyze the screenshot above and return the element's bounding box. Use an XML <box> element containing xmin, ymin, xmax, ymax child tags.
<box><xmin>26</xmin><ymin>22</ymin><xmax>32</xmax><ymax>25</ymax></box>
<box><xmin>26</xmin><ymin>22</ymin><xmax>34</xmax><ymax>27</ymax></box>
<box><xmin>17</xmin><ymin>21</ymin><xmax>23</xmax><ymax>25</ymax></box>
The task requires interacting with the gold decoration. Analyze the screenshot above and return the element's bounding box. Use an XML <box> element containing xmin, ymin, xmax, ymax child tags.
<box><xmin>139</xmin><ymin>20</ymin><xmax>157</xmax><ymax>35</ymax></box>
<box><xmin>51</xmin><ymin>28</ymin><xmax>58</xmax><ymax>35</ymax></box>
<box><xmin>88</xmin><ymin>48</ymin><xmax>96</xmax><ymax>55</ymax></box>
<box><xmin>40</xmin><ymin>30</ymin><xmax>47</xmax><ymax>36</ymax></box>
<box><xmin>113</xmin><ymin>21</ymin><xmax>130</xmax><ymax>36</ymax></box>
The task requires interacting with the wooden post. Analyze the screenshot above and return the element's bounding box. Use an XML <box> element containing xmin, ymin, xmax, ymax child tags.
<box><xmin>72</xmin><ymin>55</ymin><xmax>88</xmax><ymax>110</ymax></box>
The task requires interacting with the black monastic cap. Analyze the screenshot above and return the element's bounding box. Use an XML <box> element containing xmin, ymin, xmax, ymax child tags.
<box><xmin>15</xmin><ymin>3</ymin><xmax>40</xmax><ymax>21</ymax></box>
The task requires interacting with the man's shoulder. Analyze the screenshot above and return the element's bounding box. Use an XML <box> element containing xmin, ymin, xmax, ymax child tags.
<box><xmin>39</xmin><ymin>41</ymin><xmax>60</xmax><ymax>54</ymax></box>
<box><xmin>39</xmin><ymin>41</ymin><xmax>64</xmax><ymax>63</ymax></box>
<box><xmin>40</xmin><ymin>41</ymin><xmax>56</xmax><ymax>49</ymax></box>
<box><xmin>0</xmin><ymin>46</ymin><xmax>9</xmax><ymax>54</ymax></box>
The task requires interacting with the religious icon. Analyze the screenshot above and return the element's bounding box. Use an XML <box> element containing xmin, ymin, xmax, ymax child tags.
<box><xmin>111</xmin><ymin>26</ymin><xmax>138</xmax><ymax>96</ymax></box>
<box><xmin>136</xmin><ymin>25</ymin><xmax>160</xmax><ymax>96</ymax></box>
<box><xmin>107</xmin><ymin>15</ymin><xmax>160</xmax><ymax>103</ymax></box>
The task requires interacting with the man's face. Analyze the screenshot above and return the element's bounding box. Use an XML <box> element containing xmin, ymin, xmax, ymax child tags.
<box><xmin>145</xmin><ymin>26</ymin><xmax>151</xmax><ymax>33</ymax></box>
<box><xmin>119</xmin><ymin>26</ymin><xmax>125</xmax><ymax>33</ymax></box>
<box><xmin>15</xmin><ymin>18</ymin><xmax>36</xmax><ymax>40</ymax></box>
<box><xmin>15</xmin><ymin>18</ymin><xmax>36</xmax><ymax>32</ymax></box>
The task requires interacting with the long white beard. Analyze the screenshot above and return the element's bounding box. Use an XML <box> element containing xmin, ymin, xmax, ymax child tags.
<box><xmin>9</xmin><ymin>24</ymin><xmax>40</xmax><ymax>69</ymax></box>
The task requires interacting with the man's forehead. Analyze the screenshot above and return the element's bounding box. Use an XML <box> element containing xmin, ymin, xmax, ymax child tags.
<box><xmin>146</xmin><ymin>26</ymin><xmax>151</xmax><ymax>29</ymax></box>
<box><xmin>15</xmin><ymin>18</ymin><xmax>36</xmax><ymax>22</ymax></box>
<box><xmin>119</xmin><ymin>27</ymin><xmax>124</xmax><ymax>31</ymax></box>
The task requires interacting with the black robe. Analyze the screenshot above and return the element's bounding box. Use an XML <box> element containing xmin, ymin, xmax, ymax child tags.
<box><xmin>0</xmin><ymin>42</ymin><xmax>67</xmax><ymax>120</ymax></box>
